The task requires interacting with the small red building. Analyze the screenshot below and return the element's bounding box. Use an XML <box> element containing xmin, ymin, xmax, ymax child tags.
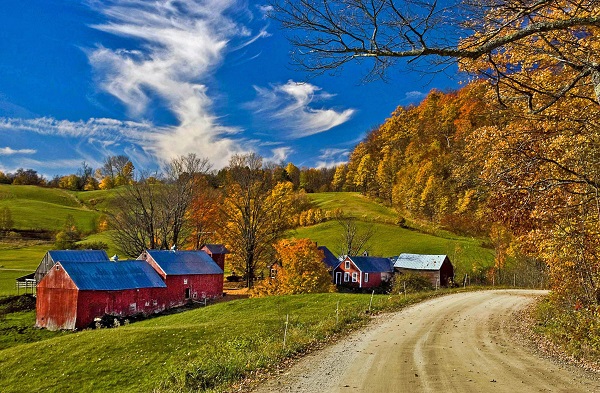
<box><xmin>333</xmin><ymin>256</ymin><xmax>394</xmax><ymax>289</ymax></box>
<box><xmin>393</xmin><ymin>254</ymin><xmax>454</xmax><ymax>287</ymax></box>
<box><xmin>139</xmin><ymin>250</ymin><xmax>224</xmax><ymax>307</ymax></box>
<box><xmin>200</xmin><ymin>244</ymin><xmax>229</xmax><ymax>271</ymax></box>
<box><xmin>36</xmin><ymin>260</ymin><xmax>167</xmax><ymax>330</ymax></box>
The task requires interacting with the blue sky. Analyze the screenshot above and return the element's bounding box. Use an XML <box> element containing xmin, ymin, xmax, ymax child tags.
<box><xmin>0</xmin><ymin>0</ymin><xmax>458</xmax><ymax>178</ymax></box>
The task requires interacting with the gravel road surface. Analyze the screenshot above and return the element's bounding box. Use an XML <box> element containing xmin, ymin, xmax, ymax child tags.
<box><xmin>253</xmin><ymin>290</ymin><xmax>600</xmax><ymax>393</ymax></box>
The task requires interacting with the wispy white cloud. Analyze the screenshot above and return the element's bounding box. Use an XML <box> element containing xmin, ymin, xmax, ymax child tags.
<box><xmin>0</xmin><ymin>117</ymin><xmax>152</xmax><ymax>140</ymax></box>
<box><xmin>0</xmin><ymin>146</ymin><xmax>37</xmax><ymax>156</ymax></box>
<box><xmin>314</xmin><ymin>148</ymin><xmax>350</xmax><ymax>168</ymax></box>
<box><xmin>402</xmin><ymin>90</ymin><xmax>427</xmax><ymax>104</ymax></box>
<box><xmin>86</xmin><ymin>0</ymin><xmax>267</xmax><ymax>167</ymax></box>
<box><xmin>268</xmin><ymin>146</ymin><xmax>292</xmax><ymax>163</ymax></box>
<box><xmin>246</xmin><ymin>80</ymin><xmax>355</xmax><ymax>138</ymax></box>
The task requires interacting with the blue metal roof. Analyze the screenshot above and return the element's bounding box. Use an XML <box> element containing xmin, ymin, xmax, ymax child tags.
<box><xmin>59</xmin><ymin>260</ymin><xmax>166</xmax><ymax>290</ymax></box>
<box><xmin>146</xmin><ymin>250</ymin><xmax>224</xmax><ymax>275</ymax></box>
<box><xmin>318</xmin><ymin>246</ymin><xmax>340</xmax><ymax>269</ymax></box>
<box><xmin>349</xmin><ymin>256</ymin><xmax>394</xmax><ymax>273</ymax></box>
<box><xmin>394</xmin><ymin>254</ymin><xmax>449</xmax><ymax>271</ymax></box>
<box><xmin>202</xmin><ymin>244</ymin><xmax>229</xmax><ymax>254</ymax></box>
<box><xmin>48</xmin><ymin>250</ymin><xmax>109</xmax><ymax>263</ymax></box>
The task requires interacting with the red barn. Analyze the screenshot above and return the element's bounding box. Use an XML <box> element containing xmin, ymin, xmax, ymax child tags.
<box><xmin>139</xmin><ymin>250</ymin><xmax>223</xmax><ymax>307</ymax></box>
<box><xmin>200</xmin><ymin>244</ymin><xmax>229</xmax><ymax>271</ymax></box>
<box><xmin>393</xmin><ymin>254</ymin><xmax>454</xmax><ymax>287</ymax></box>
<box><xmin>333</xmin><ymin>256</ymin><xmax>394</xmax><ymax>289</ymax></box>
<box><xmin>36</xmin><ymin>260</ymin><xmax>167</xmax><ymax>330</ymax></box>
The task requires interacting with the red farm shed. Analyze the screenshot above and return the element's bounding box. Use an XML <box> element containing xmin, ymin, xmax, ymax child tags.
<box><xmin>393</xmin><ymin>254</ymin><xmax>454</xmax><ymax>287</ymax></box>
<box><xmin>333</xmin><ymin>256</ymin><xmax>394</xmax><ymax>289</ymax></box>
<box><xmin>36</xmin><ymin>260</ymin><xmax>167</xmax><ymax>330</ymax></box>
<box><xmin>200</xmin><ymin>244</ymin><xmax>229</xmax><ymax>271</ymax></box>
<box><xmin>139</xmin><ymin>250</ymin><xmax>224</xmax><ymax>307</ymax></box>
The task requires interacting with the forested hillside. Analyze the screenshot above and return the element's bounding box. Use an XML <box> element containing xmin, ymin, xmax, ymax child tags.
<box><xmin>335</xmin><ymin>77</ymin><xmax>600</xmax><ymax>355</ymax></box>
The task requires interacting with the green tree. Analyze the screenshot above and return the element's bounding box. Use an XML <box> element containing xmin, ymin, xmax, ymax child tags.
<box><xmin>54</xmin><ymin>215</ymin><xmax>82</xmax><ymax>249</ymax></box>
<box><xmin>0</xmin><ymin>207</ymin><xmax>14</xmax><ymax>232</ymax></box>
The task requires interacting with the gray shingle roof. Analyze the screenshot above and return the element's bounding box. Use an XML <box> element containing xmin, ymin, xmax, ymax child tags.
<box><xmin>393</xmin><ymin>254</ymin><xmax>448</xmax><ymax>271</ymax></box>
<box><xmin>48</xmin><ymin>250</ymin><xmax>109</xmax><ymax>263</ymax></box>
<box><xmin>59</xmin><ymin>260</ymin><xmax>166</xmax><ymax>290</ymax></box>
<box><xmin>146</xmin><ymin>250</ymin><xmax>223</xmax><ymax>275</ymax></box>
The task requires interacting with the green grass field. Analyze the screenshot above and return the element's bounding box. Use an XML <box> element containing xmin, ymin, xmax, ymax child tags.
<box><xmin>308</xmin><ymin>192</ymin><xmax>398</xmax><ymax>223</ymax></box>
<box><xmin>74</xmin><ymin>187</ymin><xmax>121</xmax><ymax>211</ymax></box>
<box><xmin>0</xmin><ymin>185</ymin><xmax>100</xmax><ymax>232</ymax></box>
<box><xmin>293</xmin><ymin>192</ymin><xmax>495</xmax><ymax>278</ymax></box>
<box><xmin>0</xmin><ymin>291</ymin><xmax>455</xmax><ymax>392</ymax></box>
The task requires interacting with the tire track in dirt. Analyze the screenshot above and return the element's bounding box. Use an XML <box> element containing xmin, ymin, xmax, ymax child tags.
<box><xmin>253</xmin><ymin>290</ymin><xmax>600</xmax><ymax>393</ymax></box>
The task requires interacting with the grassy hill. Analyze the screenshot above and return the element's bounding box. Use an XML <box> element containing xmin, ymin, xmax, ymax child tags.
<box><xmin>0</xmin><ymin>184</ymin><xmax>100</xmax><ymax>233</ymax></box>
<box><xmin>291</xmin><ymin>192</ymin><xmax>494</xmax><ymax>279</ymax></box>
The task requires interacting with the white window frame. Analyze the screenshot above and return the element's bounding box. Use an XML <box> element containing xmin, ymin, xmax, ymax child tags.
<box><xmin>344</xmin><ymin>272</ymin><xmax>350</xmax><ymax>282</ymax></box>
<box><xmin>345</xmin><ymin>260</ymin><xmax>350</xmax><ymax>269</ymax></box>
<box><xmin>183</xmin><ymin>278</ymin><xmax>188</xmax><ymax>285</ymax></box>
<box><xmin>364</xmin><ymin>273</ymin><xmax>369</xmax><ymax>283</ymax></box>
<box><xmin>352</xmin><ymin>272</ymin><xmax>358</xmax><ymax>282</ymax></box>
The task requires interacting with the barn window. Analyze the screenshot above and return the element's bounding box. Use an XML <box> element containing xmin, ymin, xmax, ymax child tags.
<box><xmin>364</xmin><ymin>273</ymin><xmax>369</xmax><ymax>283</ymax></box>
<box><xmin>344</xmin><ymin>272</ymin><xmax>350</xmax><ymax>282</ymax></box>
<box><xmin>270</xmin><ymin>268</ymin><xmax>277</xmax><ymax>278</ymax></box>
<box><xmin>352</xmin><ymin>272</ymin><xmax>358</xmax><ymax>282</ymax></box>
<box><xmin>185</xmin><ymin>288</ymin><xmax>191</xmax><ymax>299</ymax></box>
<box><xmin>193</xmin><ymin>292</ymin><xmax>198</xmax><ymax>299</ymax></box>
<box><xmin>129</xmin><ymin>303</ymin><xmax>136</xmax><ymax>312</ymax></box>
<box><xmin>345</xmin><ymin>261</ymin><xmax>350</xmax><ymax>269</ymax></box>
<box><xmin>153</xmin><ymin>300</ymin><xmax>158</xmax><ymax>306</ymax></box>
<box><xmin>145</xmin><ymin>301</ymin><xmax>150</xmax><ymax>307</ymax></box>
<box><xmin>183</xmin><ymin>278</ymin><xmax>188</xmax><ymax>285</ymax></box>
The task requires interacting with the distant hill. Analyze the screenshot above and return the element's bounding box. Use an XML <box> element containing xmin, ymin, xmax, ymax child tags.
<box><xmin>0</xmin><ymin>184</ymin><xmax>101</xmax><ymax>233</ymax></box>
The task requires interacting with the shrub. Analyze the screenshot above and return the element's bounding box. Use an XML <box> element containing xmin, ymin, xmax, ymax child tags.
<box><xmin>391</xmin><ymin>272</ymin><xmax>433</xmax><ymax>294</ymax></box>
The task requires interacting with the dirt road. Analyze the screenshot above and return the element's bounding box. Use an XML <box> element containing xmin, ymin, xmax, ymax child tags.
<box><xmin>253</xmin><ymin>290</ymin><xmax>600</xmax><ymax>393</ymax></box>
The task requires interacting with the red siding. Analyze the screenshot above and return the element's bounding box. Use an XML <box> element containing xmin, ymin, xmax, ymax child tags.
<box><xmin>76</xmin><ymin>287</ymin><xmax>167</xmax><ymax>329</ymax></box>
<box><xmin>333</xmin><ymin>257</ymin><xmax>384</xmax><ymax>289</ymax></box>
<box><xmin>36</xmin><ymin>265</ymin><xmax>78</xmax><ymax>330</ymax></box>
<box><xmin>202</xmin><ymin>250</ymin><xmax>226</xmax><ymax>271</ymax></box>
<box><xmin>163</xmin><ymin>274</ymin><xmax>223</xmax><ymax>307</ymax></box>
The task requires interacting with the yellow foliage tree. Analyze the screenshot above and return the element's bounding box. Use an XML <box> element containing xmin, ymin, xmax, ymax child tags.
<box><xmin>253</xmin><ymin>238</ymin><xmax>335</xmax><ymax>296</ymax></box>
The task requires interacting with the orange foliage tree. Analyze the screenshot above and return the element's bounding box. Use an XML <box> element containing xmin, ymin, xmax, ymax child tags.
<box><xmin>253</xmin><ymin>238</ymin><xmax>335</xmax><ymax>296</ymax></box>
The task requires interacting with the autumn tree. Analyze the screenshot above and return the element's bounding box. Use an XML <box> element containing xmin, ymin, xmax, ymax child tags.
<box><xmin>335</xmin><ymin>211</ymin><xmax>374</xmax><ymax>256</ymax></box>
<box><xmin>98</xmin><ymin>155</ymin><xmax>134</xmax><ymax>189</ymax></box>
<box><xmin>108</xmin><ymin>154</ymin><xmax>211</xmax><ymax>256</ymax></box>
<box><xmin>253</xmin><ymin>238</ymin><xmax>335</xmax><ymax>296</ymax></box>
<box><xmin>331</xmin><ymin>164</ymin><xmax>347</xmax><ymax>191</ymax></box>
<box><xmin>185</xmin><ymin>176</ymin><xmax>222</xmax><ymax>250</ymax></box>
<box><xmin>219</xmin><ymin>153</ymin><xmax>296</xmax><ymax>288</ymax></box>
<box><xmin>272</xmin><ymin>0</ymin><xmax>600</xmax><ymax>108</ymax></box>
